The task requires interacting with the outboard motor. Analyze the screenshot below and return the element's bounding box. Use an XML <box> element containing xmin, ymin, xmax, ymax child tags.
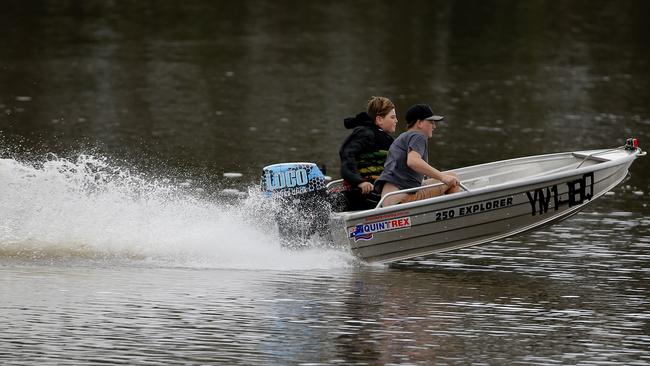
<box><xmin>261</xmin><ymin>163</ymin><xmax>331</xmax><ymax>245</ymax></box>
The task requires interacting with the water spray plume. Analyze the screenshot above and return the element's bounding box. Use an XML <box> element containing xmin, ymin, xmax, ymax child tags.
<box><xmin>0</xmin><ymin>154</ymin><xmax>355</xmax><ymax>269</ymax></box>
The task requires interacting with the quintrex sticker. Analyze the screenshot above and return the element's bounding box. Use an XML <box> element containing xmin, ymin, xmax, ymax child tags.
<box><xmin>348</xmin><ymin>217</ymin><xmax>412</xmax><ymax>242</ymax></box>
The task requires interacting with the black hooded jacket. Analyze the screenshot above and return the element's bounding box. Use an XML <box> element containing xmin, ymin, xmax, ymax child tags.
<box><xmin>339</xmin><ymin>112</ymin><xmax>394</xmax><ymax>187</ymax></box>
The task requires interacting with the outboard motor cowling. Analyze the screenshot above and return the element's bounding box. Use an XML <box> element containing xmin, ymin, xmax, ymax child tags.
<box><xmin>261</xmin><ymin>163</ymin><xmax>330</xmax><ymax>246</ymax></box>
<box><xmin>261</xmin><ymin>163</ymin><xmax>326</xmax><ymax>197</ymax></box>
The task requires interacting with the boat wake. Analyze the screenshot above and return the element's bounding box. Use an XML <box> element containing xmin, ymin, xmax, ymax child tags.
<box><xmin>0</xmin><ymin>154</ymin><xmax>356</xmax><ymax>270</ymax></box>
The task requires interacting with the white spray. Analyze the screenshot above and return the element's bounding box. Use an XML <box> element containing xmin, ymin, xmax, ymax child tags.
<box><xmin>0</xmin><ymin>154</ymin><xmax>355</xmax><ymax>269</ymax></box>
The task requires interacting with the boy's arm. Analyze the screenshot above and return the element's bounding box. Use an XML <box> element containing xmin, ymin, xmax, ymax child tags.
<box><xmin>407</xmin><ymin>150</ymin><xmax>458</xmax><ymax>186</ymax></box>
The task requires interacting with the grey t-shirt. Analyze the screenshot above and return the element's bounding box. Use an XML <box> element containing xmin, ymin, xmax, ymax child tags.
<box><xmin>376</xmin><ymin>130</ymin><xmax>428</xmax><ymax>190</ymax></box>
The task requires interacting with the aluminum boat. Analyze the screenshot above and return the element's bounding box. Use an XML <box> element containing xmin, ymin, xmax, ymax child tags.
<box><xmin>262</xmin><ymin>138</ymin><xmax>645</xmax><ymax>263</ymax></box>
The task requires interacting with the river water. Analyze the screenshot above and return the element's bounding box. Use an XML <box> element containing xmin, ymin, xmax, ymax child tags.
<box><xmin>1</xmin><ymin>1</ymin><xmax>649</xmax><ymax>365</ymax></box>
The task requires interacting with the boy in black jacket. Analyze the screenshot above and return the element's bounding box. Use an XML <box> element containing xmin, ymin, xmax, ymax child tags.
<box><xmin>339</xmin><ymin>96</ymin><xmax>397</xmax><ymax>210</ymax></box>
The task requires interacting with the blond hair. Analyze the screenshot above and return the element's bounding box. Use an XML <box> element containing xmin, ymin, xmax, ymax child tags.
<box><xmin>366</xmin><ymin>96</ymin><xmax>395</xmax><ymax>120</ymax></box>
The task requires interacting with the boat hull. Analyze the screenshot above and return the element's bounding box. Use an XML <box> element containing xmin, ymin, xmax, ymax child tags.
<box><xmin>332</xmin><ymin>148</ymin><xmax>642</xmax><ymax>263</ymax></box>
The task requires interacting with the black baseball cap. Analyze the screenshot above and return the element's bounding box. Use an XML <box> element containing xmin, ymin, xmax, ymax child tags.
<box><xmin>405</xmin><ymin>104</ymin><xmax>444</xmax><ymax>124</ymax></box>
